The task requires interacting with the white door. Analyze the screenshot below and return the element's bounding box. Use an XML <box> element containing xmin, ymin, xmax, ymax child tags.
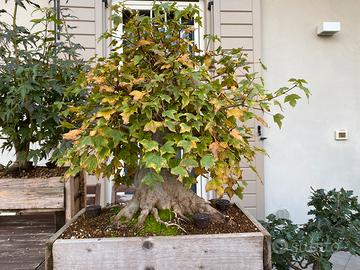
<box><xmin>209</xmin><ymin>0</ymin><xmax>265</xmax><ymax>219</ymax></box>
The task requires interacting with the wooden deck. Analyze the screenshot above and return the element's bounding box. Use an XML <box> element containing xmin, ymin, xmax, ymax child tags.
<box><xmin>0</xmin><ymin>214</ymin><xmax>56</xmax><ymax>270</ymax></box>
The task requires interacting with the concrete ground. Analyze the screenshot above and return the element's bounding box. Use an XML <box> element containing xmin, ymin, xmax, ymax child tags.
<box><xmin>331</xmin><ymin>252</ymin><xmax>360</xmax><ymax>270</ymax></box>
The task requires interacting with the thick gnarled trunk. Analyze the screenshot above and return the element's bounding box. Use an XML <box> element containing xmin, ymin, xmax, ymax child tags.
<box><xmin>114</xmin><ymin>168</ymin><xmax>222</xmax><ymax>227</ymax></box>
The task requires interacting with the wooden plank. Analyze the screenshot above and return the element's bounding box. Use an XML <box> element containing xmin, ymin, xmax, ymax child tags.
<box><xmin>53</xmin><ymin>233</ymin><xmax>264</xmax><ymax>270</ymax></box>
<box><xmin>62</xmin><ymin>7</ymin><xmax>95</xmax><ymax>21</ymax></box>
<box><xmin>61</xmin><ymin>34</ymin><xmax>96</xmax><ymax>49</ymax></box>
<box><xmin>46</xmin><ymin>208</ymin><xmax>86</xmax><ymax>270</ymax></box>
<box><xmin>221</xmin><ymin>37</ymin><xmax>253</xmax><ymax>50</ymax></box>
<box><xmin>0</xmin><ymin>177</ymin><xmax>64</xmax><ymax>210</ymax></box>
<box><xmin>220</xmin><ymin>0</ymin><xmax>252</xmax><ymax>11</ymax></box>
<box><xmin>65</xmin><ymin>173</ymin><xmax>86</xmax><ymax>222</ymax></box>
<box><xmin>0</xmin><ymin>214</ymin><xmax>56</xmax><ymax>270</ymax></box>
<box><xmin>221</xmin><ymin>24</ymin><xmax>253</xmax><ymax>37</ymax></box>
<box><xmin>47</xmin><ymin>205</ymin><xmax>270</xmax><ymax>270</ymax></box>
<box><xmin>67</xmin><ymin>21</ymin><xmax>95</xmax><ymax>35</ymax></box>
<box><xmin>220</xmin><ymin>11</ymin><xmax>252</xmax><ymax>24</ymax></box>
<box><xmin>60</xmin><ymin>0</ymin><xmax>95</xmax><ymax>8</ymax></box>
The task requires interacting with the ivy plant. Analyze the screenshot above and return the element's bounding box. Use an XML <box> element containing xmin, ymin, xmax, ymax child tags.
<box><xmin>0</xmin><ymin>1</ymin><xmax>85</xmax><ymax>170</ymax></box>
<box><xmin>263</xmin><ymin>188</ymin><xmax>360</xmax><ymax>270</ymax></box>
<box><xmin>59</xmin><ymin>2</ymin><xmax>309</xmax><ymax>226</ymax></box>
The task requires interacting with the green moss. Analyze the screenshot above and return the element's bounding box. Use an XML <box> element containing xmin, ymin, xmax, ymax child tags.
<box><xmin>112</xmin><ymin>207</ymin><xmax>179</xmax><ymax>236</ymax></box>
<box><xmin>139</xmin><ymin>209</ymin><xmax>177</xmax><ymax>236</ymax></box>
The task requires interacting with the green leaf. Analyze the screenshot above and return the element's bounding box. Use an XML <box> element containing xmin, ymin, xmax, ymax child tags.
<box><xmin>165</xmin><ymin>120</ymin><xmax>177</xmax><ymax>132</ymax></box>
<box><xmin>60</xmin><ymin>121</ymin><xmax>75</xmax><ymax>129</ymax></box>
<box><xmin>139</xmin><ymin>139</ymin><xmax>159</xmax><ymax>152</ymax></box>
<box><xmin>179</xmin><ymin>123</ymin><xmax>191</xmax><ymax>133</ymax></box>
<box><xmin>83</xmin><ymin>155</ymin><xmax>97</xmax><ymax>171</ymax></box>
<box><xmin>143</xmin><ymin>153</ymin><xmax>168</xmax><ymax>173</ymax></box>
<box><xmin>178</xmin><ymin>140</ymin><xmax>192</xmax><ymax>153</ymax></box>
<box><xmin>171</xmin><ymin>166</ymin><xmax>189</xmax><ymax>178</ymax></box>
<box><xmin>162</xmin><ymin>109</ymin><xmax>178</xmax><ymax>120</ymax></box>
<box><xmin>284</xmin><ymin>94</ymin><xmax>301</xmax><ymax>107</ymax></box>
<box><xmin>142</xmin><ymin>172</ymin><xmax>164</xmax><ymax>186</ymax></box>
<box><xmin>273</xmin><ymin>113</ymin><xmax>284</xmax><ymax>129</ymax></box>
<box><xmin>234</xmin><ymin>186</ymin><xmax>245</xmax><ymax>200</ymax></box>
<box><xmin>160</xmin><ymin>141</ymin><xmax>176</xmax><ymax>155</ymax></box>
<box><xmin>103</xmin><ymin>128</ymin><xmax>127</xmax><ymax>145</ymax></box>
<box><xmin>180</xmin><ymin>158</ymin><xmax>198</xmax><ymax>168</ymax></box>
<box><xmin>200</xmin><ymin>154</ymin><xmax>215</xmax><ymax>168</ymax></box>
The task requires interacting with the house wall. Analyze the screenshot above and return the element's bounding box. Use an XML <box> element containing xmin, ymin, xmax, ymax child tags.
<box><xmin>0</xmin><ymin>0</ymin><xmax>49</xmax><ymax>26</ymax></box>
<box><xmin>262</xmin><ymin>0</ymin><xmax>360</xmax><ymax>223</ymax></box>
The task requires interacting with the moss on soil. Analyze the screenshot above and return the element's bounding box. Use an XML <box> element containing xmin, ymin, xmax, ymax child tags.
<box><xmin>112</xmin><ymin>207</ymin><xmax>178</xmax><ymax>236</ymax></box>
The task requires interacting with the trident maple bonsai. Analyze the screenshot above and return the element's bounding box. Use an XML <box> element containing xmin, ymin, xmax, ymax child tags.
<box><xmin>60</xmin><ymin>3</ymin><xmax>309</xmax><ymax>226</ymax></box>
<box><xmin>0</xmin><ymin>1</ymin><xmax>85</xmax><ymax>170</ymax></box>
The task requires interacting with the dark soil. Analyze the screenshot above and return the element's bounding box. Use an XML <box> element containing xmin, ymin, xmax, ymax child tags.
<box><xmin>61</xmin><ymin>204</ymin><xmax>259</xmax><ymax>239</ymax></box>
<box><xmin>0</xmin><ymin>166</ymin><xmax>68</xmax><ymax>178</ymax></box>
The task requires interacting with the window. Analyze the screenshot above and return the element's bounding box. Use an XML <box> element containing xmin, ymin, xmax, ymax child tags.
<box><xmin>111</xmin><ymin>0</ymin><xmax>208</xmax><ymax>199</ymax></box>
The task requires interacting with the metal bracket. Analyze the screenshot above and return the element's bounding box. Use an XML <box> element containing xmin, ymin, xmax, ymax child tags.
<box><xmin>102</xmin><ymin>0</ymin><xmax>109</xmax><ymax>8</ymax></box>
<box><xmin>207</xmin><ymin>0</ymin><xmax>214</xmax><ymax>11</ymax></box>
<box><xmin>257</xmin><ymin>125</ymin><xmax>267</xmax><ymax>141</ymax></box>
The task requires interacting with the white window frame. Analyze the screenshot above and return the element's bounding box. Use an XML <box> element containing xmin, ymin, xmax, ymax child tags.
<box><xmin>111</xmin><ymin>0</ymin><xmax>209</xmax><ymax>200</ymax></box>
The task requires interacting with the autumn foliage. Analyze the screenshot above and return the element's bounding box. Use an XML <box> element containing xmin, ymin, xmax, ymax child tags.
<box><xmin>60</xmin><ymin>2</ymin><xmax>309</xmax><ymax>200</ymax></box>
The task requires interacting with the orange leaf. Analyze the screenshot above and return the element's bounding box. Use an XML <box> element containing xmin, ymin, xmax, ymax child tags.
<box><xmin>230</xmin><ymin>128</ymin><xmax>242</xmax><ymax>140</ymax></box>
<box><xmin>137</xmin><ymin>39</ymin><xmax>154</xmax><ymax>46</ymax></box>
<box><xmin>63</xmin><ymin>129</ymin><xmax>83</xmax><ymax>141</ymax></box>
<box><xmin>209</xmin><ymin>142</ymin><xmax>220</xmax><ymax>159</ymax></box>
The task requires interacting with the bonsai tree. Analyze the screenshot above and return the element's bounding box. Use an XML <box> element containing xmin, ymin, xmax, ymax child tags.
<box><xmin>263</xmin><ymin>188</ymin><xmax>360</xmax><ymax>270</ymax></box>
<box><xmin>0</xmin><ymin>0</ymin><xmax>85</xmax><ymax>170</ymax></box>
<box><xmin>60</xmin><ymin>2</ymin><xmax>309</xmax><ymax>226</ymax></box>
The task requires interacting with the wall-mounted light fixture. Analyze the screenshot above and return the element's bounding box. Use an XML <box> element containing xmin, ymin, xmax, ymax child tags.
<box><xmin>317</xmin><ymin>22</ymin><xmax>341</xmax><ymax>36</ymax></box>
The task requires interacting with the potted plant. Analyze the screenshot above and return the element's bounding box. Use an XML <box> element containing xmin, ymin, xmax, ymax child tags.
<box><xmin>0</xmin><ymin>1</ymin><xmax>86</xmax><ymax>220</ymax></box>
<box><xmin>50</xmin><ymin>2</ymin><xmax>310</xmax><ymax>269</ymax></box>
<box><xmin>263</xmin><ymin>188</ymin><xmax>360</xmax><ymax>270</ymax></box>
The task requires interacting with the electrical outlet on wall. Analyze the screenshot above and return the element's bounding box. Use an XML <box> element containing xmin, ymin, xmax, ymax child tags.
<box><xmin>335</xmin><ymin>130</ymin><xmax>348</xmax><ymax>141</ymax></box>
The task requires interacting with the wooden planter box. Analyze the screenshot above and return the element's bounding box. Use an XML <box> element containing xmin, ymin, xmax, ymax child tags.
<box><xmin>46</xmin><ymin>203</ymin><xmax>271</xmax><ymax>270</ymax></box>
<box><xmin>0</xmin><ymin>173</ymin><xmax>86</xmax><ymax>226</ymax></box>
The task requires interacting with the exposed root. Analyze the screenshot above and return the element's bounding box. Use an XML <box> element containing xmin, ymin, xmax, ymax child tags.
<box><xmin>151</xmin><ymin>208</ymin><xmax>187</xmax><ymax>233</ymax></box>
<box><xmin>114</xmin><ymin>169</ymin><xmax>224</xmax><ymax>228</ymax></box>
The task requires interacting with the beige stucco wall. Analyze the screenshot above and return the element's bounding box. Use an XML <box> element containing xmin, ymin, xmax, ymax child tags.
<box><xmin>262</xmin><ymin>0</ymin><xmax>360</xmax><ymax>223</ymax></box>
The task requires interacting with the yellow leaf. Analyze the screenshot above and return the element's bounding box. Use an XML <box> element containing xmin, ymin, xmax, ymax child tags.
<box><xmin>137</xmin><ymin>39</ymin><xmax>154</xmax><ymax>46</ymax></box>
<box><xmin>93</xmin><ymin>76</ymin><xmax>106</xmax><ymax>84</ymax></box>
<box><xmin>230</xmin><ymin>128</ymin><xmax>242</xmax><ymax>140</ymax></box>
<box><xmin>63</xmin><ymin>129</ymin><xmax>83</xmax><ymax>141</ymax></box>
<box><xmin>96</xmin><ymin>109</ymin><xmax>116</xmax><ymax>120</ymax></box>
<box><xmin>144</xmin><ymin>120</ymin><xmax>163</xmax><ymax>133</ymax></box>
<box><xmin>226</xmin><ymin>108</ymin><xmax>244</xmax><ymax>119</ymax></box>
<box><xmin>100</xmin><ymin>85</ymin><xmax>114</xmax><ymax>93</ymax></box>
<box><xmin>133</xmin><ymin>77</ymin><xmax>145</xmax><ymax>84</ymax></box>
<box><xmin>209</xmin><ymin>98</ymin><xmax>222</xmax><ymax>112</ymax></box>
<box><xmin>209</xmin><ymin>142</ymin><xmax>220</xmax><ymax>159</ymax></box>
<box><xmin>177</xmin><ymin>54</ymin><xmax>194</xmax><ymax>68</ymax></box>
<box><xmin>90</xmin><ymin>130</ymin><xmax>97</xmax><ymax>137</ymax></box>
<box><xmin>161</xmin><ymin>64</ymin><xmax>171</xmax><ymax>70</ymax></box>
<box><xmin>129</xmin><ymin>90</ymin><xmax>146</xmax><ymax>101</ymax></box>
<box><xmin>121</xmin><ymin>109</ymin><xmax>136</xmax><ymax>125</ymax></box>
<box><xmin>205</xmin><ymin>179</ymin><xmax>224</xmax><ymax>196</ymax></box>
<box><xmin>101</xmin><ymin>97</ymin><xmax>117</xmax><ymax>105</ymax></box>
<box><xmin>204</xmin><ymin>53</ymin><xmax>212</xmax><ymax>69</ymax></box>
<box><xmin>255</xmin><ymin>115</ymin><xmax>269</xmax><ymax>127</ymax></box>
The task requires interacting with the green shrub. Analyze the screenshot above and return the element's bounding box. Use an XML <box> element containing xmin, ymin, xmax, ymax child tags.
<box><xmin>0</xmin><ymin>1</ymin><xmax>86</xmax><ymax>168</ymax></box>
<box><xmin>263</xmin><ymin>188</ymin><xmax>360</xmax><ymax>270</ymax></box>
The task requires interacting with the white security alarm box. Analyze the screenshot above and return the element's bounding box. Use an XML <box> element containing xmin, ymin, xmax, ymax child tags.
<box><xmin>335</xmin><ymin>130</ymin><xmax>348</xmax><ymax>141</ymax></box>
<box><xmin>317</xmin><ymin>22</ymin><xmax>341</xmax><ymax>36</ymax></box>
